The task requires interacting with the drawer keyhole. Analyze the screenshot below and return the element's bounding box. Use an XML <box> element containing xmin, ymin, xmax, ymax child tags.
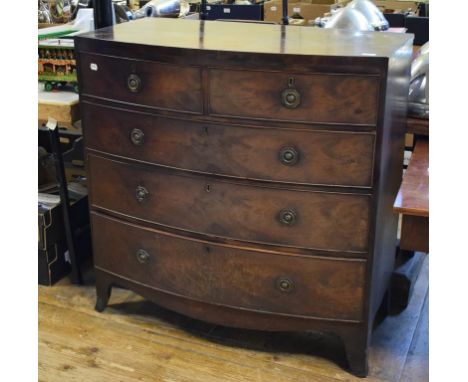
<box><xmin>281</xmin><ymin>77</ymin><xmax>301</xmax><ymax>109</ymax></box>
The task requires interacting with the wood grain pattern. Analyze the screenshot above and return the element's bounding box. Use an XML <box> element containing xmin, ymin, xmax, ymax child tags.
<box><xmin>398</xmin><ymin>292</ymin><xmax>429</xmax><ymax>382</ymax></box>
<box><xmin>83</xmin><ymin>102</ymin><xmax>376</xmax><ymax>187</ymax></box>
<box><xmin>76</xmin><ymin>18</ymin><xmax>412</xmax><ymax>59</ymax></box>
<box><xmin>369</xmin><ymin>257</ymin><xmax>428</xmax><ymax>382</ymax></box>
<box><xmin>209</xmin><ymin>69</ymin><xmax>380</xmax><ymax>125</ymax></box>
<box><xmin>394</xmin><ymin>140</ymin><xmax>429</xmax><ymax>217</ymax></box>
<box><xmin>399</xmin><ymin>215</ymin><xmax>429</xmax><ymax>253</ymax></box>
<box><xmin>38</xmin><ymin>258</ymin><xmax>428</xmax><ymax>382</ymax></box>
<box><xmin>92</xmin><ymin>213</ymin><xmax>366</xmax><ymax>321</ymax></box>
<box><xmin>75</xmin><ymin>18</ymin><xmax>414</xmax><ymax>377</ymax></box>
<box><xmin>88</xmin><ymin>154</ymin><xmax>371</xmax><ymax>254</ymax></box>
<box><xmin>406</xmin><ymin>117</ymin><xmax>429</xmax><ymax>136</ymax></box>
<box><xmin>79</xmin><ymin>53</ymin><xmax>203</xmax><ymax>114</ymax></box>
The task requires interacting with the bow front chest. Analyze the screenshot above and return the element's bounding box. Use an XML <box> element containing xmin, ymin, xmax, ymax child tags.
<box><xmin>76</xmin><ymin>18</ymin><xmax>413</xmax><ymax>377</ymax></box>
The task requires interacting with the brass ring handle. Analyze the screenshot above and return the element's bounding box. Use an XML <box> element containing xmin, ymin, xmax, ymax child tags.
<box><xmin>279</xmin><ymin>146</ymin><xmax>299</xmax><ymax>166</ymax></box>
<box><xmin>279</xmin><ymin>209</ymin><xmax>297</xmax><ymax>226</ymax></box>
<box><xmin>127</xmin><ymin>73</ymin><xmax>142</xmax><ymax>93</ymax></box>
<box><xmin>136</xmin><ymin>249</ymin><xmax>150</xmax><ymax>264</ymax></box>
<box><xmin>135</xmin><ymin>185</ymin><xmax>149</xmax><ymax>203</ymax></box>
<box><xmin>130</xmin><ymin>128</ymin><xmax>145</xmax><ymax>146</ymax></box>
<box><xmin>281</xmin><ymin>88</ymin><xmax>301</xmax><ymax>109</ymax></box>
<box><xmin>276</xmin><ymin>277</ymin><xmax>294</xmax><ymax>293</ymax></box>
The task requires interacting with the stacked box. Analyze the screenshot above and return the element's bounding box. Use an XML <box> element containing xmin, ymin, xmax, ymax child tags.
<box><xmin>263</xmin><ymin>0</ymin><xmax>331</xmax><ymax>24</ymax></box>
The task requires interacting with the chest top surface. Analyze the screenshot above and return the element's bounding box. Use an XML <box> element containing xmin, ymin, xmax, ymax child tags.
<box><xmin>76</xmin><ymin>18</ymin><xmax>413</xmax><ymax>58</ymax></box>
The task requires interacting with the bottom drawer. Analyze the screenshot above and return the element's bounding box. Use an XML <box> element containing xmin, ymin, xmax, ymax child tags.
<box><xmin>91</xmin><ymin>213</ymin><xmax>366</xmax><ymax>322</ymax></box>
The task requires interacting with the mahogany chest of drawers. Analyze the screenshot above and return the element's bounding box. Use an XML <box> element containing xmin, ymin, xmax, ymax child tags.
<box><xmin>76</xmin><ymin>19</ymin><xmax>413</xmax><ymax>377</ymax></box>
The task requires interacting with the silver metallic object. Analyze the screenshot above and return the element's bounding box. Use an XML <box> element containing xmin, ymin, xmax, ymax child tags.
<box><xmin>324</xmin><ymin>8</ymin><xmax>374</xmax><ymax>31</ymax></box>
<box><xmin>38</xmin><ymin>0</ymin><xmax>53</xmax><ymax>23</ymax></box>
<box><xmin>132</xmin><ymin>0</ymin><xmax>181</xmax><ymax>19</ymax></box>
<box><xmin>408</xmin><ymin>42</ymin><xmax>429</xmax><ymax>118</ymax></box>
<box><xmin>347</xmin><ymin>0</ymin><xmax>389</xmax><ymax>31</ymax></box>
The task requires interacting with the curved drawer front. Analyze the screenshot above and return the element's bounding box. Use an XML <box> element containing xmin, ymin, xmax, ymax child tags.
<box><xmin>209</xmin><ymin>69</ymin><xmax>380</xmax><ymax>125</ymax></box>
<box><xmin>78</xmin><ymin>53</ymin><xmax>203</xmax><ymax>113</ymax></box>
<box><xmin>84</xmin><ymin>103</ymin><xmax>375</xmax><ymax>187</ymax></box>
<box><xmin>88</xmin><ymin>155</ymin><xmax>371</xmax><ymax>253</ymax></box>
<box><xmin>92</xmin><ymin>213</ymin><xmax>366</xmax><ymax>321</ymax></box>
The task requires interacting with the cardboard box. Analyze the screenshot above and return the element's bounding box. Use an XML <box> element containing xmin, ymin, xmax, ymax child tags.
<box><xmin>38</xmin><ymin>101</ymin><xmax>81</xmax><ymax>131</ymax></box>
<box><xmin>301</xmin><ymin>0</ymin><xmax>335</xmax><ymax>4</ymax></box>
<box><xmin>333</xmin><ymin>1</ymin><xmax>419</xmax><ymax>13</ymax></box>
<box><xmin>289</xmin><ymin>18</ymin><xmax>307</xmax><ymax>26</ymax></box>
<box><xmin>373</xmin><ymin>1</ymin><xmax>419</xmax><ymax>13</ymax></box>
<box><xmin>405</xmin><ymin>133</ymin><xmax>414</xmax><ymax>148</ymax></box>
<box><xmin>264</xmin><ymin>1</ymin><xmax>330</xmax><ymax>24</ymax></box>
<box><xmin>332</xmin><ymin>0</ymin><xmax>352</xmax><ymax>10</ymax></box>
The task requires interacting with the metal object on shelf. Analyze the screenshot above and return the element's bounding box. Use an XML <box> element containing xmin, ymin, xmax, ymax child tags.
<box><xmin>408</xmin><ymin>42</ymin><xmax>429</xmax><ymax>118</ymax></box>
<box><xmin>132</xmin><ymin>0</ymin><xmax>181</xmax><ymax>19</ymax></box>
<box><xmin>323</xmin><ymin>8</ymin><xmax>373</xmax><ymax>31</ymax></box>
<box><xmin>347</xmin><ymin>0</ymin><xmax>389</xmax><ymax>31</ymax></box>
<box><xmin>317</xmin><ymin>0</ymin><xmax>388</xmax><ymax>31</ymax></box>
<box><xmin>39</xmin><ymin>1</ymin><xmax>53</xmax><ymax>23</ymax></box>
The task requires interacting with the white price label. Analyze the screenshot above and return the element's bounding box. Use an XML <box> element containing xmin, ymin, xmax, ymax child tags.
<box><xmin>223</xmin><ymin>8</ymin><xmax>231</xmax><ymax>13</ymax></box>
<box><xmin>293</xmin><ymin>7</ymin><xmax>301</xmax><ymax>12</ymax></box>
<box><xmin>271</xmin><ymin>6</ymin><xmax>277</xmax><ymax>11</ymax></box>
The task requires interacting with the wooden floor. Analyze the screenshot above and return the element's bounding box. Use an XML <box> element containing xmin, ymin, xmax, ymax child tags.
<box><xmin>39</xmin><ymin>257</ymin><xmax>428</xmax><ymax>382</ymax></box>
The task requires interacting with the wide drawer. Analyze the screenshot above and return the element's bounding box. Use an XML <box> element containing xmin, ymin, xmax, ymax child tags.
<box><xmin>92</xmin><ymin>213</ymin><xmax>366</xmax><ymax>321</ymax></box>
<box><xmin>209</xmin><ymin>69</ymin><xmax>380</xmax><ymax>125</ymax></box>
<box><xmin>88</xmin><ymin>155</ymin><xmax>371</xmax><ymax>254</ymax></box>
<box><xmin>78</xmin><ymin>53</ymin><xmax>203</xmax><ymax>113</ymax></box>
<box><xmin>83</xmin><ymin>103</ymin><xmax>376</xmax><ymax>187</ymax></box>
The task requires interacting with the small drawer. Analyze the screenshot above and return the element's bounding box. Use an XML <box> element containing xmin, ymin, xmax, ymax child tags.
<box><xmin>92</xmin><ymin>213</ymin><xmax>366</xmax><ymax>321</ymax></box>
<box><xmin>209</xmin><ymin>69</ymin><xmax>380</xmax><ymax>125</ymax></box>
<box><xmin>83</xmin><ymin>103</ymin><xmax>376</xmax><ymax>187</ymax></box>
<box><xmin>88</xmin><ymin>155</ymin><xmax>371</xmax><ymax>254</ymax></box>
<box><xmin>78</xmin><ymin>53</ymin><xmax>203</xmax><ymax>113</ymax></box>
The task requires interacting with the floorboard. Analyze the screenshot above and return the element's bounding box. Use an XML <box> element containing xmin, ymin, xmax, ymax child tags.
<box><xmin>399</xmin><ymin>292</ymin><xmax>429</xmax><ymax>382</ymax></box>
<box><xmin>39</xmin><ymin>257</ymin><xmax>429</xmax><ymax>382</ymax></box>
